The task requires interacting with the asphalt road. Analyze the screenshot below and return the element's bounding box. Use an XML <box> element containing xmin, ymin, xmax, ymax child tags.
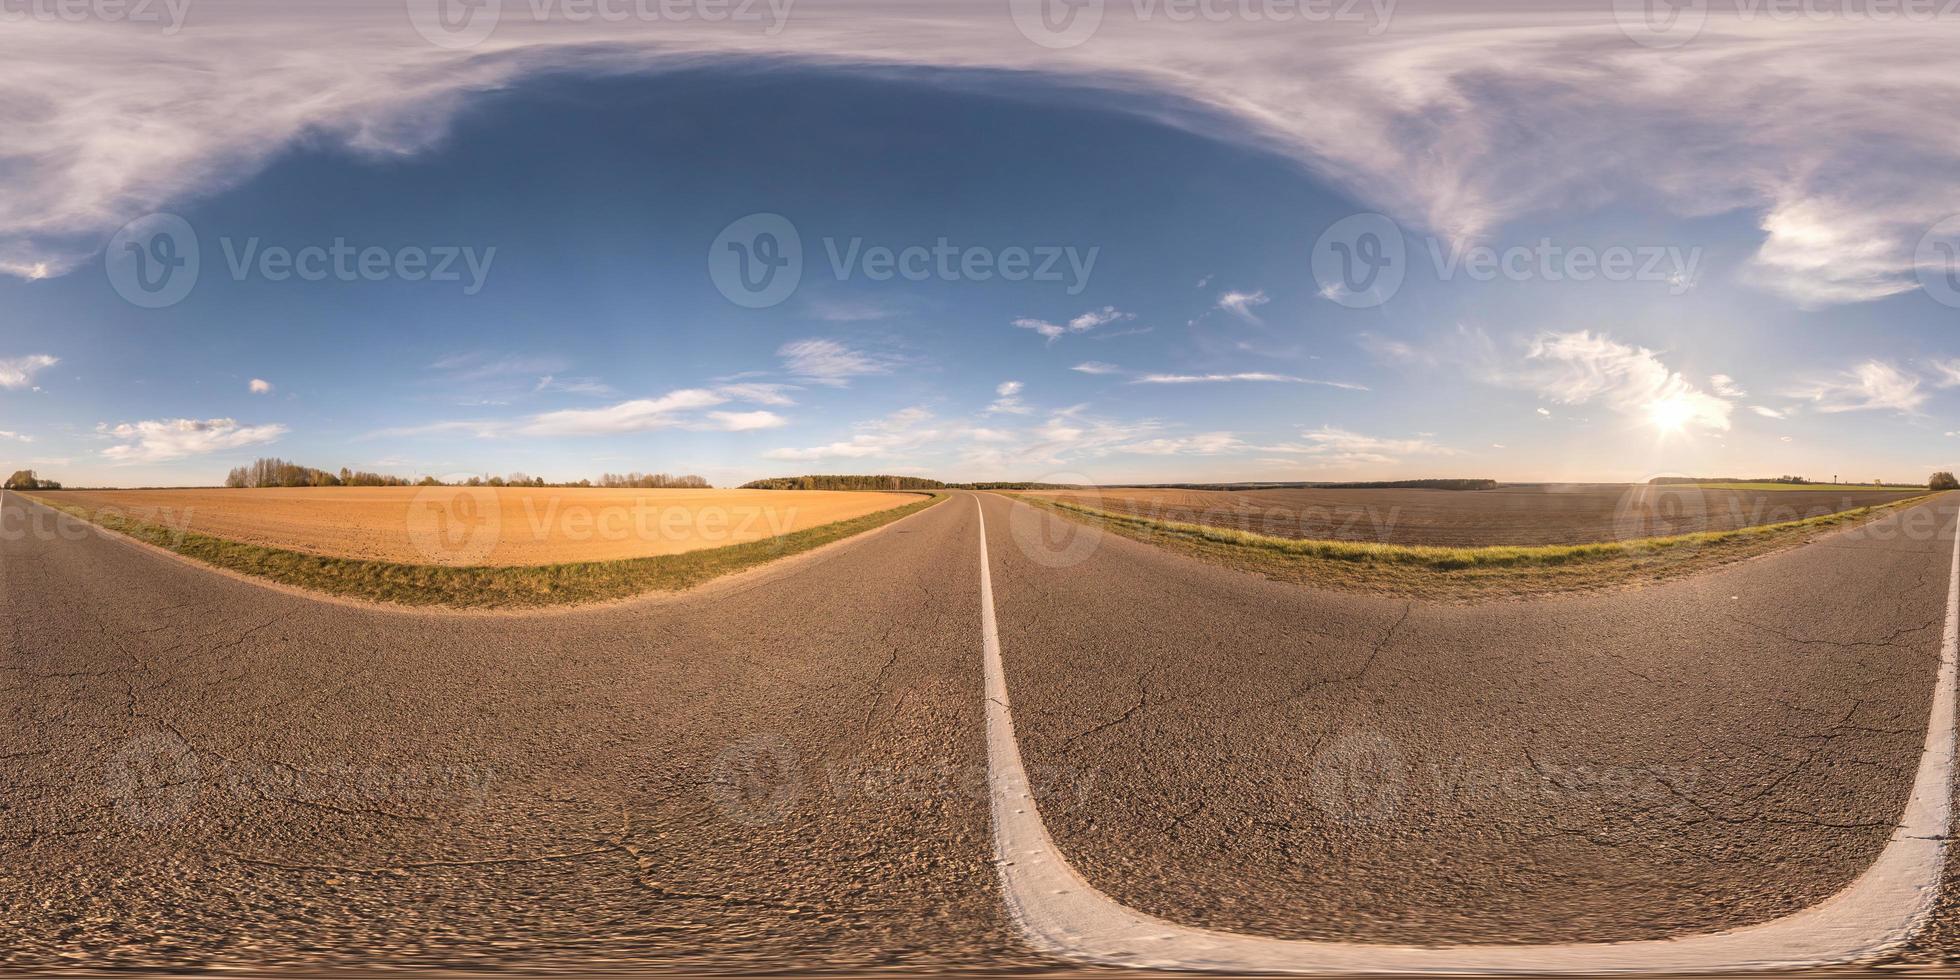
<box><xmin>2</xmin><ymin>489</ymin><xmax>1957</xmax><ymax>973</ymax></box>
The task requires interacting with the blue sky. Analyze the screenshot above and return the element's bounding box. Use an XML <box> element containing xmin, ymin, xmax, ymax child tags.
<box><xmin>4</xmin><ymin>3</ymin><xmax>1960</xmax><ymax>487</ymax></box>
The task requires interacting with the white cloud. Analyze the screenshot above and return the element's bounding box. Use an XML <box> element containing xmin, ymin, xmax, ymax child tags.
<box><xmin>1750</xmin><ymin>405</ymin><xmax>1786</xmax><ymax>419</ymax></box>
<box><xmin>1216</xmin><ymin>290</ymin><xmax>1270</xmax><ymax>322</ymax></box>
<box><xmin>1929</xmin><ymin>359</ymin><xmax>1960</xmax><ymax>388</ymax></box>
<box><xmin>248</xmin><ymin>378</ymin><xmax>273</xmax><ymax>394</ymax></box>
<box><xmin>1255</xmin><ymin>427</ymin><xmax>1459</xmax><ymax>466</ymax></box>
<box><xmin>714</xmin><ymin>382</ymin><xmax>798</xmax><ymax>406</ymax></box>
<box><xmin>763</xmin><ymin>406</ymin><xmax>940</xmax><ymax>463</ymax></box>
<box><xmin>1114</xmin><ymin>432</ymin><xmax>1246</xmax><ymax>455</ymax></box>
<box><xmin>1786</xmin><ymin>360</ymin><xmax>1926</xmax><ymax>414</ymax></box>
<box><xmin>1357</xmin><ymin>333</ymin><xmax>1427</xmax><ymax>364</ymax></box>
<box><xmin>1071</xmin><ymin>361</ymin><xmax>1125</xmax><ymax>375</ymax></box>
<box><xmin>1012</xmin><ymin>306</ymin><xmax>1134</xmax><ymax>343</ymax></box>
<box><xmin>1535</xmin><ymin>407</ymin><xmax>1552</xmax><ymax>417</ymax></box>
<box><xmin>985</xmin><ymin>379</ymin><xmax>1031</xmax><ymax>415</ymax></box>
<box><xmin>98</xmin><ymin>418</ymin><xmax>288</xmax><ymax>463</ymax></box>
<box><xmin>1709</xmin><ymin>374</ymin><xmax>1745</xmax><ymax>398</ymax></box>
<box><xmin>520</xmin><ymin>388</ymin><xmax>728</xmax><ymax>435</ymax></box>
<box><xmin>533</xmin><ymin>375</ymin><xmax>616</xmax><ymax>396</ymax></box>
<box><xmin>0</xmin><ymin>354</ymin><xmax>57</xmax><ymax>389</ymax></box>
<box><xmin>777</xmin><ymin>338</ymin><xmax>892</xmax><ymax>387</ymax></box>
<box><xmin>1132</xmin><ymin>372</ymin><xmax>1368</xmax><ymax>391</ymax></box>
<box><xmin>0</xmin><ymin>430</ymin><xmax>31</xmax><ymax>442</ymax></box>
<box><xmin>1520</xmin><ymin>330</ymin><xmax>1732</xmax><ymax>432</ymax></box>
<box><xmin>706</xmin><ymin>410</ymin><xmax>787</xmax><ymax>431</ymax></box>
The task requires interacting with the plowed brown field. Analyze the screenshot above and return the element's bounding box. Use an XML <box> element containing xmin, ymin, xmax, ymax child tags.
<box><xmin>1027</xmin><ymin>484</ymin><xmax>1924</xmax><ymax>547</ymax></box>
<box><xmin>42</xmin><ymin>487</ymin><xmax>917</xmax><ymax>567</ymax></box>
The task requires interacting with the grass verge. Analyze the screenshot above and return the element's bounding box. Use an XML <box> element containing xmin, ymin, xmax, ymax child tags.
<box><xmin>1011</xmin><ymin>493</ymin><xmax>1941</xmax><ymax>601</ymax></box>
<box><xmin>21</xmin><ymin>491</ymin><xmax>944</xmax><ymax>610</ymax></box>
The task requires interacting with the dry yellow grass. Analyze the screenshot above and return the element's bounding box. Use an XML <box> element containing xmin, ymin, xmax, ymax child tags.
<box><xmin>46</xmin><ymin>487</ymin><xmax>914</xmax><ymax>568</ymax></box>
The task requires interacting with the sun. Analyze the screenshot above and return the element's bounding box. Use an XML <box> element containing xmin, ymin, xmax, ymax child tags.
<box><xmin>1646</xmin><ymin>395</ymin><xmax>1698</xmax><ymax>433</ymax></box>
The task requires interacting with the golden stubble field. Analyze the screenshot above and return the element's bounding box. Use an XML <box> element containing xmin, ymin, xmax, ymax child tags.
<box><xmin>45</xmin><ymin>487</ymin><xmax>918</xmax><ymax>567</ymax></box>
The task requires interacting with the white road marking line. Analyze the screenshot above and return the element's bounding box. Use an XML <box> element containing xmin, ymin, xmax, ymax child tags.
<box><xmin>977</xmin><ymin>493</ymin><xmax>1959</xmax><ymax>975</ymax></box>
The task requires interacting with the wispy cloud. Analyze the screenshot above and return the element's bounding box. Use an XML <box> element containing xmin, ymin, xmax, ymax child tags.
<box><xmin>764</xmin><ymin>406</ymin><xmax>939</xmax><ymax>462</ymax></box>
<box><xmin>714</xmin><ymin>382</ymin><xmax>798</xmax><ymax>406</ymax></box>
<box><xmin>985</xmin><ymin>380</ymin><xmax>1031</xmax><ymax>415</ymax></box>
<box><xmin>1709</xmin><ymin>374</ymin><xmax>1746</xmax><ymax>398</ymax></box>
<box><xmin>0</xmin><ymin>7</ymin><xmax>1955</xmax><ymax>311</ymax></box>
<box><xmin>1786</xmin><ymin>360</ymin><xmax>1926</xmax><ymax>414</ymax></box>
<box><xmin>1518</xmin><ymin>330</ymin><xmax>1732</xmax><ymax>432</ymax></box>
<box><xmin>1750</xmin><ymin>405</ymin><xmax>1787</xmax><ymax>419</ymax></box>
<box><xmin>777</xmin><ymin>338</ymin><xmax>893</xmax><ymax>387</ymax></box>
<box><xmin>1071</xmin><ymin>361</ymin><xmax>1125</xmax><ymax>376</ymax></box>
<box><xmin>0</xmin><ymin>430</ymin><xmax>32</xmax><ymax>442</ymax></box>
<box><xmin>1131</xmin><ymin>372</ymin><xmax>1368</xmax><ymax>391</ymax></box>
<box><xmin>1012</xmin><ymin>306</ymin><xmax>1135</xmax><ymax>343</ymax></box>
<box><xmin>519</xmin><ymin>388</ymin><xmax>729</xmax><ymax>436</ymax></box>
<box><xmin>97</xmin><ymin>418</ymin><xmax>288</xmax><ymax>463</ymax></box>
<box><xmin>1259</xmin><ymin>427</ymin><xmax>1458</xmax><ymax>467</ymax></box>
<box><xmin>1215</xmin><ymin>290</ymin><xmax>1270</xmax><ymax>322</ymax></box>
<box><xmin>0</xmin><ymin>354</ymin><xmax>57</xmax><ymax>389</ymax></box>
<box><xmin>248</xmin><ymin>378</ymin><xmax>273</xmax><ymax>395</ymax></box>
<box><xmin>533</xmin><ymin>375</ymin><xmax>617</xmax><ymax>397</ymax></box>
<box><xmin>706</xmin><ymin>410</ymin><xmax>788</xmax><ymax>431</ymax></box>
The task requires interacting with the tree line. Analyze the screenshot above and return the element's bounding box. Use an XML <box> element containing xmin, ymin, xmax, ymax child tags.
<box><xmin>225</xmin><ymin>458</ymin><xmax>413</xmax><ymax>488</ymax></box>
<box><xmin>3</xmin><ymin>470</ymin><xmax>60</xmax><ymax>490</ymax></box>
<box><xmin>222</xmin><ymin>459</ymin><xmax>711</xmax><ymax>489</ymax></box>
<box><xmin>741</xmin><ymin>475</ymin><xmax>947</xmax><ymax>491</ymax></box>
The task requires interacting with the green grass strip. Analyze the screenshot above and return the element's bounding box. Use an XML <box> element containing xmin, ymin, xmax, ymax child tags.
<box><xmin>1029</xmin><ymin>494</ymin><xmax>1937</xmax><ymax>572</ymax></box>
<box><xmin>23</xmin><ymin>491</ymin><xmax>944</xmax><ymax>609</ymax></box>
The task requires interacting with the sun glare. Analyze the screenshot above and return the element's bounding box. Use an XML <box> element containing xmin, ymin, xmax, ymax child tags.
<box><xmin>1647</xmin><ymin>395</ymin><xmax>1697</xmax><ymax>433</ymax></box>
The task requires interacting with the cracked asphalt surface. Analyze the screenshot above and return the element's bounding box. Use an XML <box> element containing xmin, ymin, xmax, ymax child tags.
<box><xmin>4</xmin><ymin>489</ymin><xmax>1960</xmax><ymax>972</ymax></box>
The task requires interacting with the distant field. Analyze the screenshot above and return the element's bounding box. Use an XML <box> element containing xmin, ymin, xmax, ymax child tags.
<box><xmin>1026</xmin><ymin>484</ymin><xmax>1927</xmax><ymax>547</ymax></box>
<box><xmin>1671</xmin><ymin>482</ymin><xmax>1909</xmax><ymax>492</ymax></box>
<box><xmin>39</xmin><ymin>487</ymin><xmax>915</xmax><ymax>567</ymax></box>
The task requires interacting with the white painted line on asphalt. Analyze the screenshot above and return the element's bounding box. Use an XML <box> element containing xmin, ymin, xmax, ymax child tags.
<box><xmin>977</xmin><ymin>493</ymin><xmax>1960</xmax><ymax>975</ymax></box>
